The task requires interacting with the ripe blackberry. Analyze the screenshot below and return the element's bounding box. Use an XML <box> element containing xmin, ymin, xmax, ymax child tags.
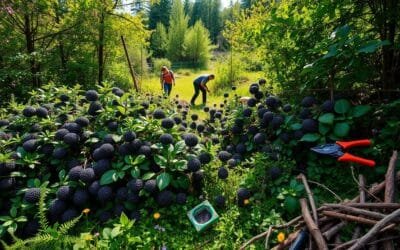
<box><xmin>269</xmin><ymin>166</ymin><xmax>282</xmax><ymax>180</ymax></box>
<box><xmin>198</xmin><ymin>152</ymin><xmax>212</xmax><ymax>164</ymax></box>
<box><xmin>218</xmin><ymin>167</ymin><xmax>229</xmax><ymax>179</ymax></box>
<box><xmin>124</xmin><ymin>131</ymin><xmax>136</xmax><ymax>142</ymax></box>
<box><xmin>218</xmin><ymin>151</ymin><xmax>232</xmax><ymax>162</ymax></box>
<box><xmin>55</xmin><ymin>129</ymin><xmax>69</xmax><ymax>140</ymax></box>
<box><xmin>176</xmin><ymin>193</ymin><xmax>187</xmax><ymax>205</ymax></box>
<box><xmin>23</xmin><ymin>139</ymin><xmax>38</xmax><ymax>152</ymax></box>
<box><xmin>253</xmin><ymin>133</ymin><xmax>266</xmax><ymax>145</ymax></box>
<box><xmin>49</xmin><ymin>199</ymin><xmax>67</xmax><ymax>216</ymax></box>
<box><xmin>153</xmin><ymin>109</ymin><xmax>166</xmax><ymax>119</ymax></box>
<box><xmin>93</xmin><ymin>159</ymin><xmax>111</xmax><ymax>176</ymax></box>
<box><xmin>23</xmin><ymin>106</ymin><xmax>36</xmax><ymax>117</ymax></box>
<box><xmin>161</xmin><ymin>118</ymin><xmax>175</xmax><ymax>129</ymax></box>
<box><xmin>57</xmin><ymin>186</ymin><xmax>73</xmax><ymax>201</ymax></box>
<box><xmin>24</xmin><ymin>188</ymin><xmax>41</xmax><ymax>203</ymax></box>
<box><xmin>63</xmin><ymin>133</ymin><xmax>80</xmax><ymax>145</ymax></box>
<box><xmin>68</xmin><ymin>165</ymin><xmax>83</xmax><ymax>181</ymax></box>
<box><xmin>127</xmin><ymin>179</ymin><xmax>144</xmax><ymax>192</ymax></box>
<box><xmin>79</xmin><ymin>168</ymin><xmax>95</xmax><ymax>183</ymax></box>
<box><xmin>116</xmin><ymin>187</ymin><xmax>128</xmax><ymax>201</ymax></box>
<box><xmin>88</xmin><ymin>101</ymin><xmax>103</xmax><ymax>116</ymax></box>
<box><xmin>89</xmin><ymin>181</ymin><xmax>101</xmax><ymax>195</ymax></box>
<box><xmin>85</xmin><ymin>90</ymin><xmax>99</xmax><ymax>101</ymax></box>
<box><xmin>98</xmin><ymin>186</ymin><xmax>113</xmax><ymax>203</ymax></box>
<box><xmin>302</xmin><ymin>119</ymin><xmax>318</xmax><ymax>133</ymax></box>
<box><xmin>75</xmin><ymin>116</ymin><xmax>90</xmax><ymax>127</ymax></box>
<box><xmin>63</xmin><ymin>122</ymin><xmax>82</xmax><ymax>134</ymax></box>
<box><xmin>36</xmin><ymin>107</ymin><xmax>49</xmax><ymax>118</ymax></box>
<box><xmin>237</xmin><ymin>188</ymin><xmax>250</xmax><ymax>200</ymax></box>
<box><xmin>215</xmin><ymin>195</ymin><xmax>225</xmax><ymax>207</ymax></box>
<box><xmin>156</xmin><ymin>190</ymin><xmax>174</xmax><ymax>207</ymax></box>
<box><xmin>184</xmin><ymin>133</ymin><xmax>198</xmax><ymax>147</ymax></box>
<box><xmin>160</xmin><ymin>133</ymin><xmax>174</xmax><ymax>145</ymax></box>
<box><xmin>301</xmin><ymin>96</ymin><xmax>316</xmax><ymax>108</ymax></box>
<box><xmin>112</xmin><ymin>87</ymin><xmax>124</xmax><ymax>97</ymax></box>
<box><xmin>144</xmin><ymin>179</ymin><xmax>157</xmax><ymax>193</ymax></box>
<box><xmin>73</xmin><ymin>189</ymin><xmax>89</xmax><ymax>207</ymax></box>
<box><xmin>187</xmin><ymin>157</ymin><xmax>201</xmax><ymax>172</ymax></box>
<box><xmin>61</xmin><ymin>209</ymin><xmax>78</xmax><ymax>223</ymax></box>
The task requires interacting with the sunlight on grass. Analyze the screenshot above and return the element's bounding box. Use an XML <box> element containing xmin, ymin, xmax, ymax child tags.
<box><xmin>140</xmin><ymin>69</ymin><xmax>266</xmax><ymax>107</ymax></box>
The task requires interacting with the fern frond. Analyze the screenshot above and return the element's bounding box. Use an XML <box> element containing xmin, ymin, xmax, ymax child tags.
<box><xmin>38</xmin><ymin>188</ymin><xmax>49</xmax><ymax>231</ymax></box>
<box><xmin>58</xmin><ymin>214</ymin><xmax>82</xmax><ymax>235</ymax></box>
<box><xmin>6</xmin><ymin>233</ymin><xmax>53</xmax><ymax>250</ymax></box>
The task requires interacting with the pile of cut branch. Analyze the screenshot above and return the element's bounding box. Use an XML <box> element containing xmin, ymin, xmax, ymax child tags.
<box><xmin>241</xmin><ymin>151</ymin><xmax>399</xmax><ymax>250</ymax></box>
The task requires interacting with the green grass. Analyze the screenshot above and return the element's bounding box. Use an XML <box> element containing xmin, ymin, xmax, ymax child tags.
<box><xmin>140</xmin><ymin>68</ymin><xmax>265</xmax><ymax>109</ymax></box>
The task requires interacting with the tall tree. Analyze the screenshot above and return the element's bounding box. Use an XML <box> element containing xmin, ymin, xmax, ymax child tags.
<box><xmin>148</xmin><ymin>0</ymin><xmax>172</xmax><ymax>29</ymax></box>
<box><xmin>150</xmin><ymin>22</ymin><xmax>168</xmax><ymax>57</ymax></box>
<box><xmin>166</xmin><ymin>0</ymin><xmax>188</xmax><ymax>62</ymax></box>
<box><xmin>183</xmin><ymin>21</ymin><xmax>212</xmax><ymax>68</ymax></box>
<box><xmin>183</xmin><ymin>0</ymin><xmax>193</xmax><ymax>17</ymax></box>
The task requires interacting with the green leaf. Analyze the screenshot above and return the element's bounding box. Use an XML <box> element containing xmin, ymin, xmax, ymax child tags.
<box><xmin>130</xmin><ymin>167</ymin><xmax>140</xmax><ymax>178</ymax></box>
<box><xmin>142</xmin><ymin>172</ymin><xmax>155</xmax><ymax>180</ymax></box>
<box><xmin>111</xmin><ymin>226</ymin><xmax>121</xmax><ymax>238</ymax></box>
<box><xmin>290</xmin><ymin>123</ymin><xmax>302</xmax><ymax>130</ymax></box>
<box><xmin>174</xmin><ymin>160</ymin><xmax>187</xmax><ymax>171</ymax></box>
<box><xmin>154</xmin><ymin>155</ymin><xmax>167</xmax><ymax>167</ymax></box>
<box><xmin>100</xmin><ymin>170</ymin><xmax>118</xmax><ymax>185</ymax></box>
<box><xmin>300</xmin><ymin>133</ymin><xmax>320</xmax><ymax>142</ymax></box>
<box><xmin>133</xmin><ymin>155</ymin><xmax>146</xmax><ymax>165</ymax></box>
<box><xmin>334</xmin><ymin>122</ymin><xmax>350</xmax><ymax>137</ymax></box>
<box><xmin>119</xmin><ymin>212</ymin><xmax>129</xmax><ymax>226</ymax></box>
<box><xmin>319</xmin><ymin>123</ymin><xmax>330</xmax><ymax>135</ymax></box>
<box><xmin>318</xmin><ymin>113</ymin><xmax>334</xmax><ymax>124</ymax></box>
<box><xmin>156</xmin><ymin>173</ymin><xmax>171</xmax><ymax>191</ymax></box>
<box><xmin>358</xmin><ymin>40</ymin><xmax>390</xmax><ymax>53</ymax></box>
<box><xmin>174</xmin><ymin>140</ymin><xmax>186</xmax><ymax>154</ymax></box>
<box><xmin>334</xmin><ymin>99</ymin><xmax>351</xmax><ymax>114</ymax></box>
<box><xmin>284</xmin><ymin>196</ymin><xmax>298</xmax><ymax>214</ymax></box>
<box><xmin>352</xmin><ymin>105</ymin><xmax>371</xmax><ymax>117</ymax></box>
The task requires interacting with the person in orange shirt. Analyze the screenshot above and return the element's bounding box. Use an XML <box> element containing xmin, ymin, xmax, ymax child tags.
<box><xmin>160</xmin><ymin>66</ymin><xmax>175</xmax><ymax>96</ymax></box>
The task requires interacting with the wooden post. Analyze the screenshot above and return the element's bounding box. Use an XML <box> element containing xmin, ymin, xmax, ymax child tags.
<box><xmin>121</xmin><ymin>35</ymin><xmax>139</xmax><ymax>92</ymax></box>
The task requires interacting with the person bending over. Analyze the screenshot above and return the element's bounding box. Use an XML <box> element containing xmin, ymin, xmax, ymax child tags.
<box><xmin>190</xmin><ymin>74</ymin><xmax>215</xmax><ymax>106</ymax></box>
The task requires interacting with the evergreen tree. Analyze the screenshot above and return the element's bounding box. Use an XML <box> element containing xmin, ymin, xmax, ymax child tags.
<box><xmin>241</xmin><ymin>0</ymin><xmax>252</xmax><ymax>9</ymax></box>
<box><xmin>183</xmin><ymin>21</ymin><xmax>212</xmax><ymax>68</ymax></box>
<box><xmin>166</xmin><ymin>0</ymin><xmax>189</xmax><ymax>62</ymax></box>
<box><xmin>190</xmin><ymin>0</ymin><xmax>202</xmax><ymax>26</ymax></box>
<box><xmin>148</xmin><ymin>0</ymin><xmax>172</xmax><ymax>30</ymax></box>
<box><xmin>183</xmin><ymin>0</ymin><xmax>193</xmax><ymax>17</ymax></box>
<box><xmin>150</xmin><ymin>22</ymin><xmax>168</xmax><ymax>58</ymax></box>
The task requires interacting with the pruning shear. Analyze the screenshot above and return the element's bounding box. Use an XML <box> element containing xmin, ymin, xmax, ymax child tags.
<box><xmin>311</xmin><ymin>139</ymin><xmax>376</xmax><ymax>167</ymax></box>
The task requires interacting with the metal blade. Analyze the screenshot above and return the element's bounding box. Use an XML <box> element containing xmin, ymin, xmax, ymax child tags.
<box><xmin>311</xmin><ymin>144</ymin><xmax>343</xmax><ymax>157</ymax></box>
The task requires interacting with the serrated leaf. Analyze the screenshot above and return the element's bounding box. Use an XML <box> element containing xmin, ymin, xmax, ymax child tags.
<box><xmin>156</xmin><ymin>173</ymin><xmax>171</xmax><ymax>191</ymax></box>
<box><xmin>352</xmin><ymin>105</ymin><xmax>371</xmax><ymax>117</ymax></box>
<box><xmin>334</xmin><ymin>99</ymin><xmax>351</xmax><ymax>114</ymax></box>
<box><xmin>300</xmin><ymin>133</ymin><xmax>320</xmax><ymax>142</ymax></box>
<box><xmin>100</xmin><ymin>170</ymin><xmax>117</xmax><ymax>185</ymax></box>
<box><xmin>318</xmin><ymin>113</ymin><xmax>334</xmax><ymax>124</ymax></box>
<box><xmin>333</xmin><ymin>122</ymin><xmax>350</xmax><ymax>137</ymax></box>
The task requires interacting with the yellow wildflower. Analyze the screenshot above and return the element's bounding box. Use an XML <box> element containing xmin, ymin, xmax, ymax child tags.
<box><xmin>277</xmin><ymin>232</ymin><xmax>285</xmax><ymax>243</ymax></box>
<box><xmin>82</xmin><ymin>208</ymin><xmax>90</xmax><ymax>215</ymax></box>
<box><xmin>84</xmin><ymin>234</ymin><xmax>93</xmax><ymax>241</ymax></box>
<box><xmin>153</xmin><ymin>212</ymin><xmax>161</xmax><ymax>220</ymax></box>
<box><xmin>243</xmin><ymin>199</ymin><xmax>250</xmax><ymax>205</ymax></box>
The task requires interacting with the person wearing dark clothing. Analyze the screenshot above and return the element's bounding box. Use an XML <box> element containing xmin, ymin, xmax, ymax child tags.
<box><xmin>190</xmin><ymin>74</ymin><xmax>215</xmax><ymax>106</ymax></box>
<box><xmin>160</xmin><ymin>66</ymin><xmax>175</xmax><ymax>96</ymax></box>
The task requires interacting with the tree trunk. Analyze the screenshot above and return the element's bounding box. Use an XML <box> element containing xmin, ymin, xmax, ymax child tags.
<box><xmin>24</xmin><ymin>14</ymin><xmax>40</xmax><ymax>87</ymax></box>
<box><xmin>98</xmin><ymin>11</ymin><xmax>105</xmax><ymax>85</ymax></box>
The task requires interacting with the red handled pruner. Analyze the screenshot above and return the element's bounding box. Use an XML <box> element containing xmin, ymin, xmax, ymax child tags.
<box><xmin>311</xmin><ymin>139</ymin><xmax>376</xmax><ymax>167</ymax></box>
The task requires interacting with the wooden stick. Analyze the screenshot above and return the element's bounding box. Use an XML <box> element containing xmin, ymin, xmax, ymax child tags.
<box><xmin>325</xmin><ymin>202</ymin><xmax>400</xmax><ymax>209</ymax></box>
<box><xmin>351</xmin><ymin>171</ymin><xmax>400</xmax><ymax>203</ymax></box>
<box><xmin>300</xmin><ymin>198</ymin><xmax>328</xmax><ymax>250</ymax></box>
<box><xmin>298</xmin><ymin>174</ymin><xmax>318</xmax><ymax>224</ymax></box>
<box><xmin>323</xmin><ymin>221</ymin><xmax>347</xmax><ymax>241</ymax></box>
<box><xmin>324</xmin><ymin>204</ymin><xmax>391</xmax><ymax>221</ymax></box>
<box><xmin>322</xmin><ymin>211</ymin><xmax>378</xmax><ymax>225</ymax></box>
<box><xmin>383</xmin><ymin>151</ymin><xmax>398</xmax><ymax>250</ymax></box>
<box><xmin>352</xmin><ymin>174</ymin><xmax>366</xmax><ymax>239</ymax></box>
<box><xmin>349</xmin><ymin>208</ymin><xmax>400</xmax><ymax>250</ymax></box>
<box><xmin>271</xmin><ymin>230</ymin><xmax>301</xmax><ymax>250</ymax></box>
<box><xmin>264</xmin><ymin>226</ymin><xmax>273</xmax><ymax>250</ymax></box>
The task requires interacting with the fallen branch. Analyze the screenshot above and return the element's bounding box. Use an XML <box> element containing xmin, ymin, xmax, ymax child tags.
<box><xmin>352</xmin><ymin>174</ymin><xmax>366</xmax><ymax>239</ymax></box>
<box><xmin>300</xmin><ymin>198</ymin><xmax>328</xmax><ymax>250</ymax></box>
<box><xmin>264</xmin><ymin>226</ymin><xmax>273</xmax><ymax>250</ymax></box>
<box><xmin>351</xmin><ymin>171</ymin><xmax>400</xmax><ymax>203</ymax></box>
<box><xmin>349</xmin><ymin>208</ymin><xmax>400</xmax><ymax>250</ymax></box>
<box><xmin>322</xmin><ymin>210</ymin><xmax>378</xmax><ymax>225</ymax></box>
<box><xmin>326</xmin><ymin>202</ymin><xmax>400</xmax><ymax>209</ymax></box>
<box><xmin>324</xmin><ymin>204</ymin><xmax>390</xmax><ymax>221</ymax></box>
<box><xmin>383</xmin><ymin>151</ymin><xmax>398</xmax><ymax>250</ymax></box>
<box><xmin>323</xmin><ymin>221</ymin><xmax>347</xmax><ymax>241</ymax></box>
<box><xmin>297</xmin><ymin>174</ymin><xmax>318</xmax><ymax>223</ymax></box>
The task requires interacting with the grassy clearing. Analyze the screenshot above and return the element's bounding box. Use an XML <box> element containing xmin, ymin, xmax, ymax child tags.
<box><xmin>140</xmin><ymin>68</ymin><xmax>265</xmax><ymax>109</ymax></box>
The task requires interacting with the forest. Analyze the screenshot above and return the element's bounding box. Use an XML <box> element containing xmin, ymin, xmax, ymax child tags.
<box><xmin>0</xmin><ymin>0</ymin><xmax>399</xmax><ymax>249</ymax></box>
